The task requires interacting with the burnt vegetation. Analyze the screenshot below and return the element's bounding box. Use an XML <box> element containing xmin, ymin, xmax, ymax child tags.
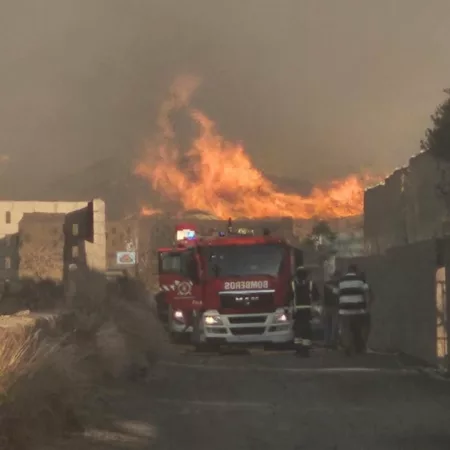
<box><xmin>420</xmin><ymin>88</ymin><xmax>450</xmax><ymax>161</ymax></box>
<box><xmin>303</xmin><ymin>220</ymin><xmax>337</xmax><ymax>248</ymax></box>
<box><xmin>420</xmin><ymin>88</ymin><xmax>450</xmax><ymax>211</ymax></box>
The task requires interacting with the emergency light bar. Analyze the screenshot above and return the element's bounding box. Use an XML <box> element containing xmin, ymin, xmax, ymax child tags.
<box><xmin>236</xmin><ymin>228</ymin><xmax>255</xmax><ymax>236</ymax></box>
<box><xmin>176</xmin><ymin>229</ymin><xmax>196</xmax><ymax>241</ymax></box>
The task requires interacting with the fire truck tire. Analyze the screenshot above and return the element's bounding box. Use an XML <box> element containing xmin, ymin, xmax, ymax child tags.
<box><xmin>191</xmin><ymin>311</ymin><xmax>220</xmax><ymax>352</ymax></box>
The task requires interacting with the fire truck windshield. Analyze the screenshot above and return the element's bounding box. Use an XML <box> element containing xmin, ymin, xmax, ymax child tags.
<box><xmin>205</xmin><ymin>244</ymin><xmax>285</xmax><ymax>278</ymax></box>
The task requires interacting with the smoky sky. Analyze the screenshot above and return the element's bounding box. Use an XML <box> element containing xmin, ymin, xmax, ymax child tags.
<box><xmin>1</xmin><ymin>0</ymin><xmax>450</xmax><ymax>198</ymax></box>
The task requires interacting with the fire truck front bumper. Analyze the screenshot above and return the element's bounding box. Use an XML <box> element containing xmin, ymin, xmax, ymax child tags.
<box><xmin>169</xmin><ymin>309</ymin><xmax>193</xmax><ymax>334</ymax></box>
<box><xmin>170</xmin><ymin>321</ymin><xmax>193</xmax><ymax>334</ymax></box>
<box><xmin>201</xmin><ymin>309</ymin><xmax>294</xmax><ymax>345</ymax></box>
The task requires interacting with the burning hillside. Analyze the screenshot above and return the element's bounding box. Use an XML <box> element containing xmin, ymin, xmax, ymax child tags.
<box><xmin>135</xmin><ymin>76</ymin><xmax>378</xmax><ymax>219</ymax></box>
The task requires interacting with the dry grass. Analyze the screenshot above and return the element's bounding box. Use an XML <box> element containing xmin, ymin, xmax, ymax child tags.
<box><xmin>0</xmin><ymin>330</ymin><xmax>89</xmax><ymax>449</ymax></box>
<box><xmin>71</xmin><ymin>290</ymin><xmax>168</xmax><ymax>380</ymax></box>
<box><xmin>0</xmin><ymin>282</ymin><xmax>168</xmax><ymax>450</ymax></box>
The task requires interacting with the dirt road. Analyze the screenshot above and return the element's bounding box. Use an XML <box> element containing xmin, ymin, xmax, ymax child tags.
<box><xmin>50</xmin><ymin>346</ymin><xmax>450</xmax><ymax>450</ymax></box>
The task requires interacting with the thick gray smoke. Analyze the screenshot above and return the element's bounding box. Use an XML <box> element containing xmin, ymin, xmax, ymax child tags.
<box><xmin>1</xmin><ymin>0</ymin><xmax>450</xmax><ymax>199</ymax></box>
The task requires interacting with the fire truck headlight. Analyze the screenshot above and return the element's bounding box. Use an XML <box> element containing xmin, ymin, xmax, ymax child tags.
<box><xmin>173</xmin><ymin>310</ymin><xmax>184</xmax><ymax>322</ymax></box>
<box><xmin>274</xmin><ymin>309</ymin><xmax>288</xmax><ymax>323</ymax></box>
<box><xmin>204</xmin><ymin>315</ymin><xmax>223</xmax><ymax>325</ymax></box>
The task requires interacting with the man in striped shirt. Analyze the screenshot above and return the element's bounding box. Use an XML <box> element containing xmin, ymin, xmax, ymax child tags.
<box><xmin>334</xmin><ymin>264</ymin><xmax>371</xmax><ymax>355</ymax></box>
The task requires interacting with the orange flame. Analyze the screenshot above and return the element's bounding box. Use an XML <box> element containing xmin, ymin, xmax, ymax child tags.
<box><xmin>141</xmin><ymin>206</ymin><xmax>162</xmax><ymax>216</ymax></box>
<box><xmin>135</xmin><ymin>76</ymin><xmax>379</xmax><ymax>219</ymax></box>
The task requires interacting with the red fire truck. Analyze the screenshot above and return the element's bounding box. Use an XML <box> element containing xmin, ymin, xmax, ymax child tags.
<box><xmin>156</xmin><ymin>220</ymin><xmax>304</xmax><ymax>350</ymax></box>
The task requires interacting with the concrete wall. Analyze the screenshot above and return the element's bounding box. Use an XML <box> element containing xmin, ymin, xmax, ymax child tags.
<box><xmin>88</xmin><ymin>199</ymin><xmax>107</xmax><ymax>274</ymax></box>
<box><xmin>64</xmin><ymin>199</ymin><xmax>107</xmax><ymax>302</ymax></box>
<box><xmin>364</xmin><ymin>152</ymin><xmax>450</xmax><ymax>255</ymax></box>
<box><xmin>64</xmin><ymin>199</ymin><xmax>106</xmax><ymax>274</ymax></box>
<box><xmin>337</xmin><ymin>240</ymin><xmax>441</xmax><ymax>366</ymax></box>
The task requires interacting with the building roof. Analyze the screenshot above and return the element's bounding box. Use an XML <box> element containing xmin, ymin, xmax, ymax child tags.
<box><xmin>20</xmin><ymin>213</ymin><xmax>66</xmax><ymax>224</ymax></box>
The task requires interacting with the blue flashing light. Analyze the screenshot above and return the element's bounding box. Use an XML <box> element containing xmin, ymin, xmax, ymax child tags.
<box><xmin>218</xmin><ymin>231</ymin><xmax>226</xmax><ymax>237</ymax></box>
<box><xmin>186</xmin><ymin>230</ymin><xmax>196</xmax><ymax>240</ymax></box>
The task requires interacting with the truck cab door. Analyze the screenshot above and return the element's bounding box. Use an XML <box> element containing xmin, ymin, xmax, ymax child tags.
<box><xmin>157</xmin><ymin>250</ymin><xmax>182</xmax><ymax>323</ymax></box>
<box><xmin>158</xmin><ymin>248</ymin><xmax>201</xmax><ymax>327</ymax></box>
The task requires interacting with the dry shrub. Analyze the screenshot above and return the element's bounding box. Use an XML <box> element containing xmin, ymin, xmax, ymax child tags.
<box><xmin>94</xmin><ymin>320</ymin><xmax>129</xmax><ymax>379</ymax></box>
<box><xmin>0</xmin><ymin>277</ymin><xmax>169</xmax><ymax>449</ymax></box>
<box><xmin>65</xmin><ymin>272</ymin><xmax>168</xmax><ymax>381</ymax></box>
<box><xmin>106</xmin><ymin>296</ymin><xmax>168</xmax><ymax>376</ymax></box>
<box><xmin>70</xmin><ymin>290</ymin><xmax>168</xmax><ymax>380</ymax></box>
<box><xmin>0</xmin><ymin>329</ymin><xmax>89</xmax><ymax>450</ymax></box>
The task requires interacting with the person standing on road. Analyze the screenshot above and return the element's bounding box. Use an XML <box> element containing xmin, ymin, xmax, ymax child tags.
<box><xmin>322</xmin><ymin>270</ymin><xmax>341</xmax><ymax>349</ymax></box>
<box><xmin>291</xmin><ymin>266</ymin><xmax>320</xmax><ymax>357</ymax></box>
<box><xmin>335</xmin><ymin>264</ymin><xmax>370</xmax><ymax>356</ymax></box>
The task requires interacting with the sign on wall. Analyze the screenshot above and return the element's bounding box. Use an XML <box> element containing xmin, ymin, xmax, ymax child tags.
<box><xmin>116</xmin><ymin>251</ymin><xmax>136</xmax><ymax>265</ymax></box>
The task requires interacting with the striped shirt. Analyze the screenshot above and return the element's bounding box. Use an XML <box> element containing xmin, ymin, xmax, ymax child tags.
<box><xmin>334</xmin><ymin>272</ymin><xmax>369</xmax><ymax>315</ymax></box>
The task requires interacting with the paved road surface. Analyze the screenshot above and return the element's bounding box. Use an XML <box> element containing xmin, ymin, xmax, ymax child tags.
<box><xmin>49</xmin><ymin>345</ymin><xmax>450</xmax><ymax>450</ymax></box>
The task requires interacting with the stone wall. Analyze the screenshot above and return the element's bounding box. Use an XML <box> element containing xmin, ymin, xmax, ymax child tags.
<box><xmin>18</xmin><ymin>213</ymin><xmax>65</xmax><ymax>282</ymax></box>
<box><xmin>0</xmin><ymin>201</ymin><xmax>89</xmax><ymax>283</ymax></box>
<box><xmin>0</xmin><ymin>200</ymin><xmax>106</xmax><ymax>312</ymax></box>
<box><xmin>337</xmin><ymin>239</ymin><xmax>443</xmax><ymax>367</ymax></box>
<box><xmin>364</xmin><ymin>152</ymin><xmax>450</xmax><ymax>255</ymax></box>
<box><xmin>64</xmin><ymin>199</ymin><xmax>106</xmax><ymax>273</ymax></box>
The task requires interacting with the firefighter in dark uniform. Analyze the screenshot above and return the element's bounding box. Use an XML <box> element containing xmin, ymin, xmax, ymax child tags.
<box><xmin>291</xmin><ymin>266</ymin><xmax>320</xmax><ymax>357</ymax></box>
